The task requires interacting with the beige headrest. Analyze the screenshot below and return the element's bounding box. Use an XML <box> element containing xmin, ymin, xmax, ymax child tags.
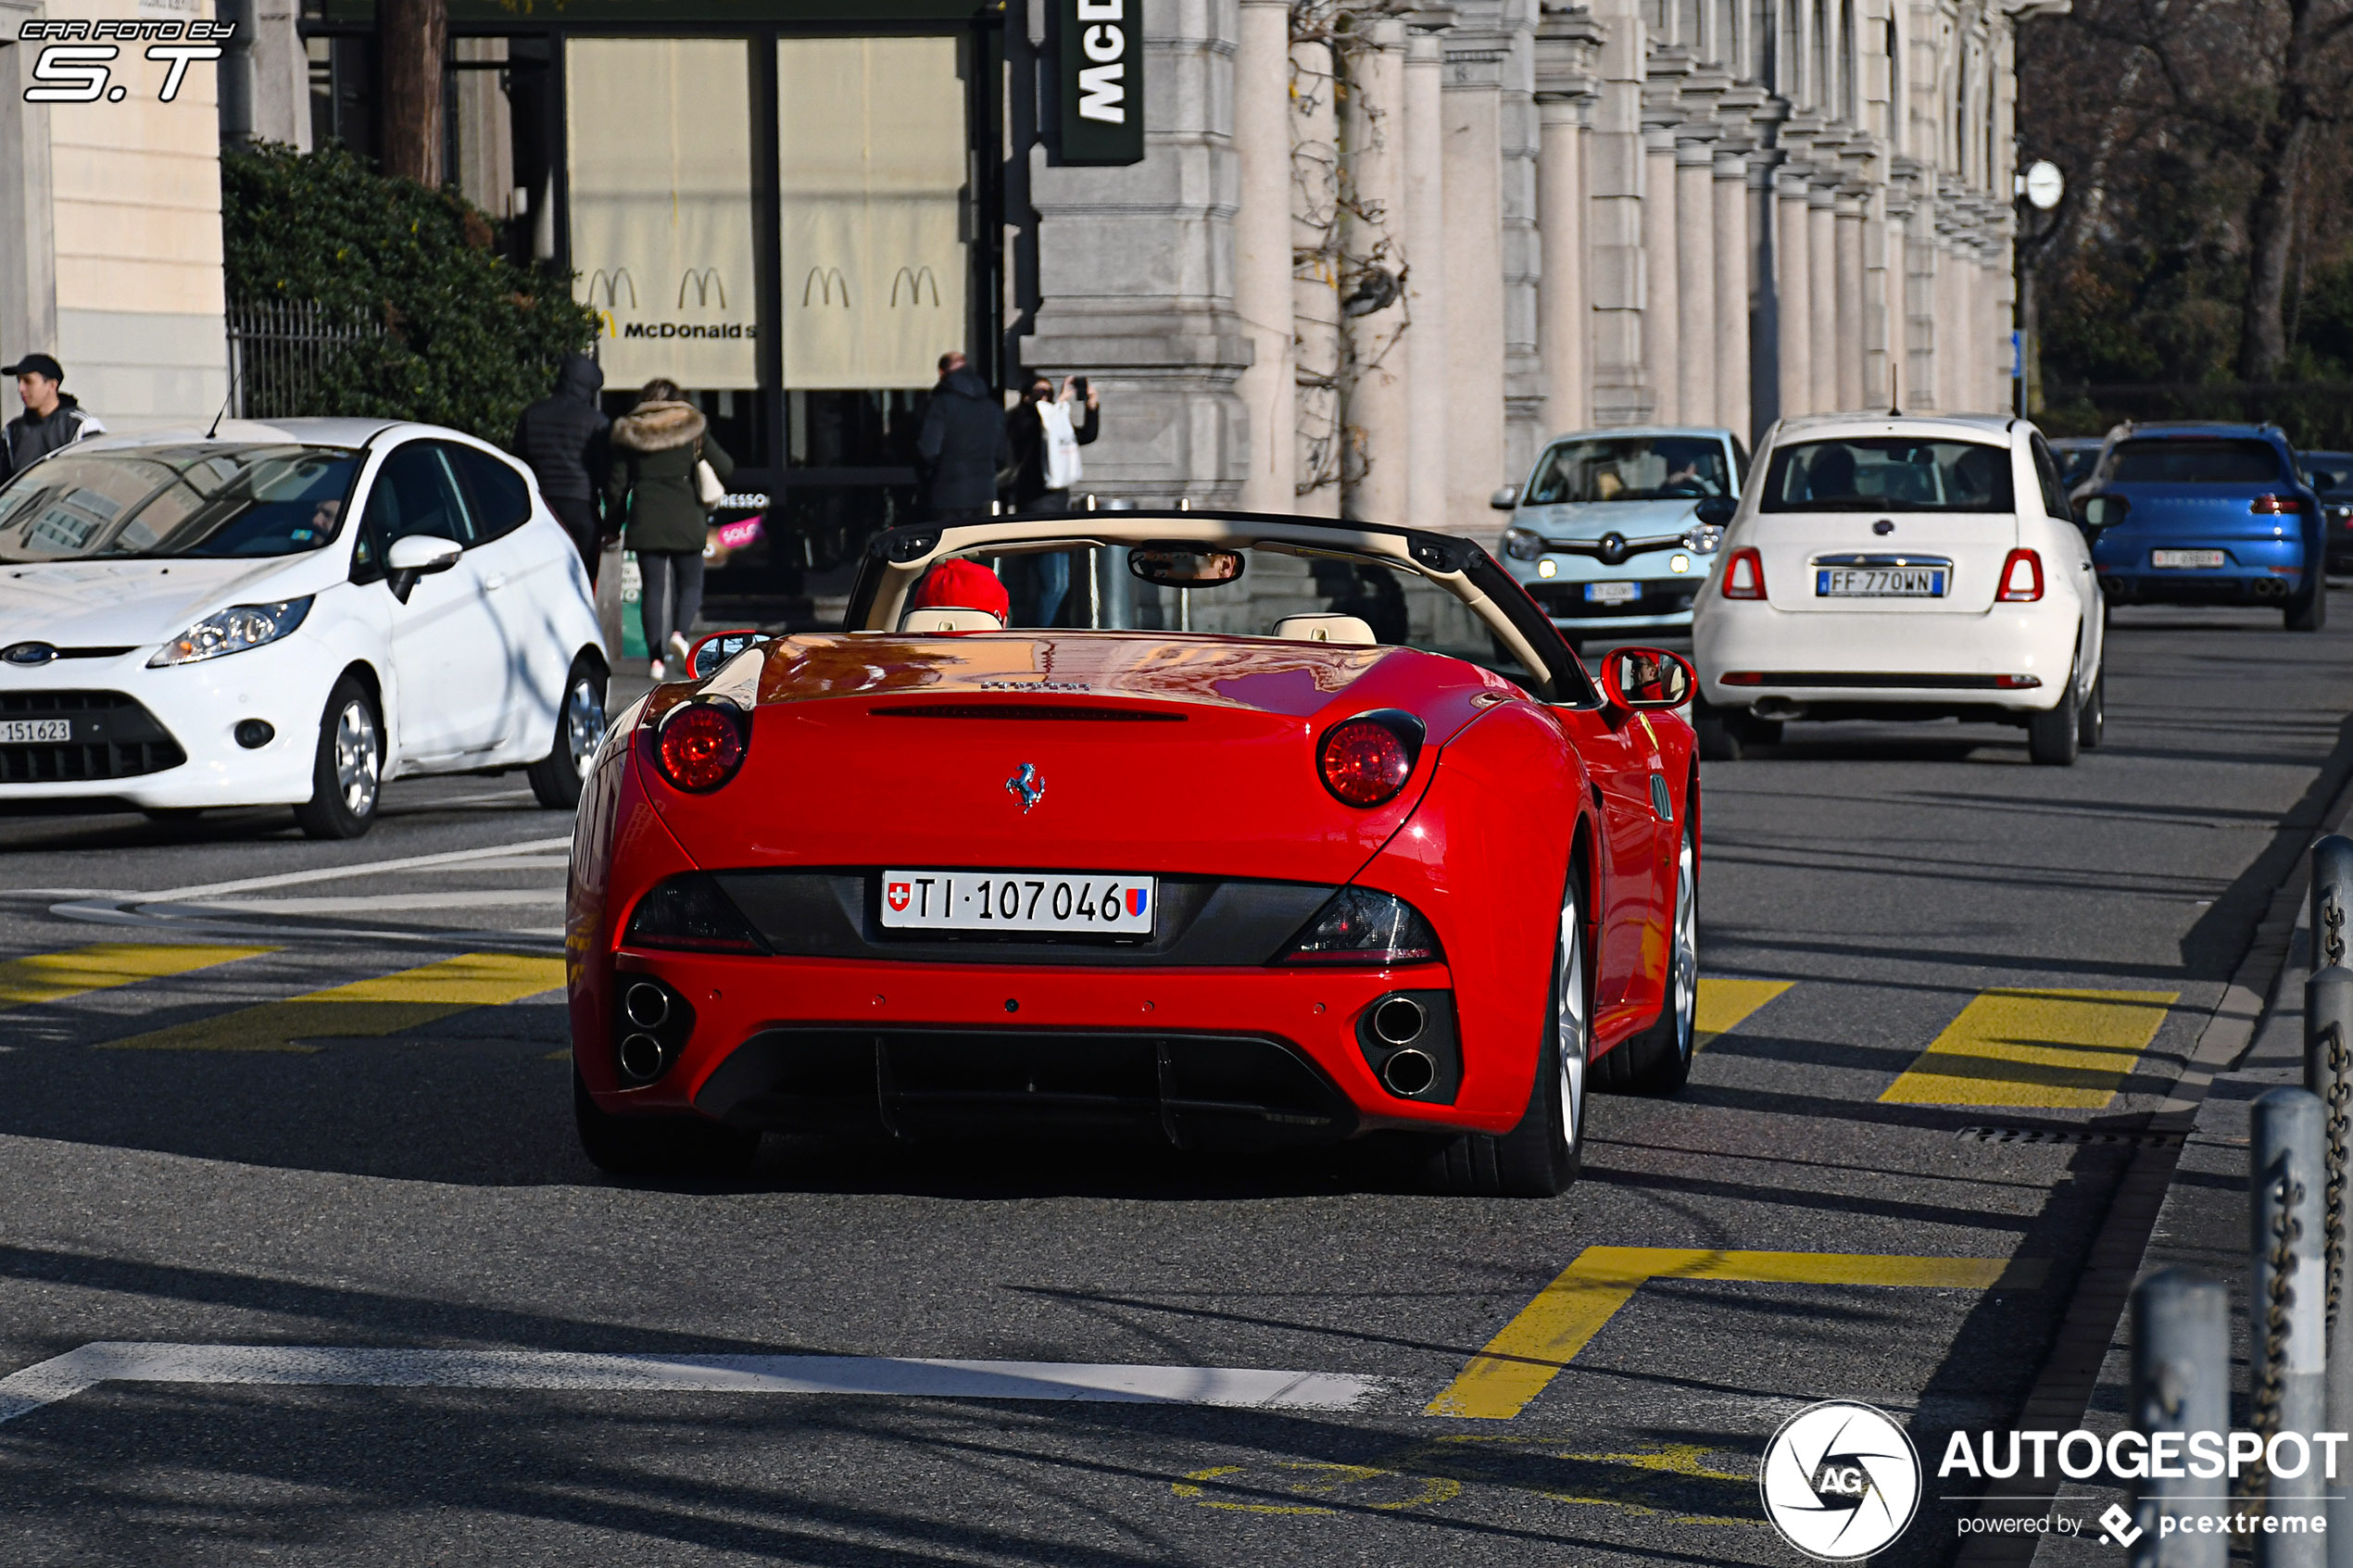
<box><xmin>899</xmin><ymin>607</ymin><xmax>1005</xmax><ymax>633</ymax></box>
<box><xmin>1273</xmin><ymin>613</ymin><xmax>1377</xmax><ymax>646</ymax></box>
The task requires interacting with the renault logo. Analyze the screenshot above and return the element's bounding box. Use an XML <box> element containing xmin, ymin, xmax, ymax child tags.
<box><xmin>1005</xmin><ymin>762</ymin><xmax>1044</xmax><ymax>812</ymax></box>
<box><xmin>1</xmin><ymin>642</ymin><xmax>57</xmax><ymax>667</ymax></box>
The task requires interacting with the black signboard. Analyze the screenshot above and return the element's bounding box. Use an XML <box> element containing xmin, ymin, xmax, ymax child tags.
<box><xmin>1051</xmin><ymin>0</ymin><xmax>1145</xmax><ymax>166</ymax></box>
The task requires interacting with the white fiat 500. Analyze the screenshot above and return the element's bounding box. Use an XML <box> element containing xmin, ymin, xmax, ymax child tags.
<box><xmin>1691</xmin><ymin>413</ymin><xmax>2104</xmax><ymax>765</ymax></box>
<box><xmin>0</xmin><ymin>419</ymin><xmax>607</xmax><ymax>835</ymax></box>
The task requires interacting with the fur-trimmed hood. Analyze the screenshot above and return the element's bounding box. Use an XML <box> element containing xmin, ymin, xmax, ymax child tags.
<box><xmin>611</xmin><ymin>400</ymin><xmax>706</xmax><ymax>452</ymax></box>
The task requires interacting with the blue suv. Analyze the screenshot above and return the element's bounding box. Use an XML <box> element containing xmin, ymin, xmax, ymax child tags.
<box><xmin>2074</xmin><ymin>421</ymin><xmax>2326</xmax><ymax>631</ymax></box>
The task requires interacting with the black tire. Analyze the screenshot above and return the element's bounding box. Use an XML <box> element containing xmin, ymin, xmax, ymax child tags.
<box><xmin>2077</xmin><ymin>666</ymin><xmax>2106</xmax><ymax>749</ymax></box>
<box><xmin>2027</xmin><ymin>671</ymin><xmax>2081</xmax><ymax>767</ymax></box>
<box><xmin>573</xmin><ymin>1069</ymin><xmax>760</xmax><ymax>1179</ymax></box>
<box><xmin>2287</xmin><ymin>575</ymin><xmax>2327</xmax><ymax>632</ymax></box>
<box><xmin>1426</xmin><ymin>860</ymin><xmax>1586</xmax><ymax>1198</ymax></box>
<box><xmin>1594</xmin><ymin>813</ymin><xmax>1698</xmax><ymax>1094</ymax></box>
<box><xmin>293</xmin><ymin>675</ymin><xmax>384</xmax><ymax>839</ymax></box>
<box><xmin>1694</xmin><ymin>702</ymin><xmax>1780</xmax><ymax>761</ymax></box>
<box><xmin>528</xmin><ymin>653</ymin><xmax>608</xmax><ymax>810</ymax></box>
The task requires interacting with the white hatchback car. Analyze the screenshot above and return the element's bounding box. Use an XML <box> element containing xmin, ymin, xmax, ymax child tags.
<box><xmin>0</xmin><ymin>418</ymin><xmax>607</xmax><ymax>835</ymax></box>
<box><xmin>1691</xmin><ymin>413</ymin><xmax>2104</xmax><ymax>765</ymax></box>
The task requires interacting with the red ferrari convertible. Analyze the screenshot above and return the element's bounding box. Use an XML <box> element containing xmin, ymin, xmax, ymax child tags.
<box><xmin>567</xmin><ymin>511</ymin><xmax>1698</xmax><ymax>1196</ymax></box>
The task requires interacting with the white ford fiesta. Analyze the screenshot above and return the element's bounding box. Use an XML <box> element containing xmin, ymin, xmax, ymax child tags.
<box><xmin>1691</xmin><ymin>412</ymin><xmax>2105</xmax><ymax>765</ymax></box>
<box><xmin>0</xmin><ymin>418</ymin><xmax>607</xmax><ymax>835</ymax></box>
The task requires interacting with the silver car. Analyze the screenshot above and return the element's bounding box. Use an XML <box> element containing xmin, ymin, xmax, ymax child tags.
<box><xmin>1493</xmin><ymin>426</ymin><xmax>1746</xmax><ymax>649</ymax></box>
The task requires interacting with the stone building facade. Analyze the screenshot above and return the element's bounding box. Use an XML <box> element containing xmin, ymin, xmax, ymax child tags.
<box><xmin>1022</xmin><ymin>0</ymin><xmax>2056</xmax><ymax>535</ymax></box>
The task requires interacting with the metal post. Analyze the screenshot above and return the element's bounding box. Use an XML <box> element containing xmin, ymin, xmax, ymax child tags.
<box><xmin>2313</xmin><ymin>835</ymin><xmax>2353</xmax><ymax>972</ymax></box>
<box><xmin>2254</xmin><ymin>1086</ymin><xmax>2328</xmax><ymax>1567</ymax></box>
<box><xmin>2310</xmin><ymin>966</ymin><xmax>2353</xmax><ymax>1568</ymax></box>
<box><xmin>2132</xmin><ymin>1269</ymin><xmax>2230</xmax><ymax>1565</ymax></box>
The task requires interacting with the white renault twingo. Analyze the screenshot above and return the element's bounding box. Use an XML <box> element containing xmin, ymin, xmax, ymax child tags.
<box><xmin>1691</xmin><ymin>413</ymin><xmax>2104</xmax><ymax>765</ymax></box>
<box><xmin>0</xmin><ymin>419</ymin><xmax>607</xmax><ymax>835</ymax></box>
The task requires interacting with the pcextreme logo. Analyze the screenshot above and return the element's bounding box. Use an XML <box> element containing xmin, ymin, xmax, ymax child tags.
<box><xmin>1758</xmin><ymin>1401</ymin><xmax>1923</xmax><ymax>1561</ymax></box>
<box><xmin>17</xmin><ymin>19</ymin><xmax>232</xmax><ymax>104</ymax></box>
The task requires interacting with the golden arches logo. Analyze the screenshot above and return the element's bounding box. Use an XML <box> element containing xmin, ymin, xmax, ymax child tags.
<box><xmin>583</xmin><ymin>269</ymin><xmax>636</xmax><ymax>309</ymax></box>
<box><xmin>597</xmin><ymin>310</ymin><xmax>618</xmax><ymax>339</ymax></box>
<box><xmin>801</xmin><ymin>267</ymin><xmax>850</xmax><ymax>307</ymax></box>
<box><xmin>677</xmin><ymin>269</ymin><xmax>727</xmax><ymax>309</ymax></box>
<box><xmin>890</xmin><ymin>266</ymin><xmax>941</xmax><ymax>307</ymax></box>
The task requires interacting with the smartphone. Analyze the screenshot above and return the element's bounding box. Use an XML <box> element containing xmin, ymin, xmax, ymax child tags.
<box><xmin>1074</xmin><ymin>375</ymin><xmax>1089</xmax><ymax>398</ymax></box>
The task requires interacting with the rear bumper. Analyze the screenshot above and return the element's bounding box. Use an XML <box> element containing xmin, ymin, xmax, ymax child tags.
<box><xmin>1692</xmin><ymin>599</ymin><xmax>2082</xmax><ymax>714</ymax></box>
<box><xmin>2094</xmin><ymin>533</ymin><xmax>2310</xmax><ymax>603</ymax></box>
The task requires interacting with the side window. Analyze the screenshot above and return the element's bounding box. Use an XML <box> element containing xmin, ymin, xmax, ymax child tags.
<box><xmin>2028</xmin><ymin>434</ymin><xmax>2070</xmax><ymax>519</ymax></box>
<box><xmin>447</xmin><ymin>445</ymin><xmax>532</xmax><ymax>544</ymax></box>
<box><xmin>1730</xmin><ymin>435</ymin><xmax>1751</xmax><ymax>487</ymax></box>
<box><xmin>359</xmin><ymin>443</ymin><xmax>476</xmax><ymax>553</ymax></box>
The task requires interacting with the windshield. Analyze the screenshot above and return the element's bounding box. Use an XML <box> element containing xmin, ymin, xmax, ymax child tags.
<box><xmin>2103</xmin><ymin>438</ymin><xmax>2284</xmax><ymax>485</ymax></box>
<box><xmin>1525</xmin><ymin>436</ymin><xmax>1733</xmax><ymax>504</ymax></box>
<box><xmin>1758</xmin><ymin>438</ymin><xmax>2015</xmax><ymax>513</ymax></box>
<box><xmin>0</xmin><ymin>445</ymin><xmax>362</xmax><ymax>563</ymax></box>
<box><xmin>926</xmin><ymin>542</ymin><xmax>1543</xmax><ymax>694</ymax></box>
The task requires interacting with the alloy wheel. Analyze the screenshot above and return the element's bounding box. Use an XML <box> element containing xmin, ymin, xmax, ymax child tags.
<box><xmin>1555</xmin><ymin>880</ymin><xmax>1589</xmax><ymax>1149</ymax></box>
<box><xmin>562</xmin><ymin>675</ymin><xmax>606</xmax><ymax>780</ymax></box>
<box><xmin>1669</xmin><ymin>831</ymin><xmax>1698</xmax><ymax>1062</ymax></box>
<box><xmin>333</xmin><ymin>699</ymin><xmax>381</xmax><ymax>818</ymax></box>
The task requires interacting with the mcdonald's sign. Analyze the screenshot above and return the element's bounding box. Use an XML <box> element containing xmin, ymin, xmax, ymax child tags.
<box><xmin>583</xmin><ymin>269</ymin><xmax>637</xmax><ymax>309</ymax></box>
<box><xmin>677</xmin><ymin>269</ymin><xmax>727</xmax><ymax>309</ymax></box>
<box><xmin>890</xmin><ymin>266</ymin><xmax>941</xmax><ymax>307</ymax></box>
<box><xmin>801</xmin><ymin>267</ymin><xmax>851</xmax><ymax>307</ymax></box>
<box><xmin>1051</xmin><ymin>0</ymin><xmax>1144</xmax><ymax>167</ymax></box>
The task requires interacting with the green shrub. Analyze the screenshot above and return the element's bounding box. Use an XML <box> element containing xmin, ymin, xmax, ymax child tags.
<box><xmin>221</xmin><ymin>143</ymin><xmax>599</xmax><ymax>443</ymax></box>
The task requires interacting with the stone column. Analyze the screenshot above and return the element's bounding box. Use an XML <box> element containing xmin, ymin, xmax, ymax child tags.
<box><xmin>1807</xmin><ymin>184</ymin><xmax>1837</xmax><ymax>412</ymax></box>
<box><xmin>1404</xmin><ymin>19</ymin><xmax>1453</xmax><ymax>526</ymax></box>
<box><xmin>1534</xmin><ymin>91</ymin><xmax>1590</xmax><ymax>436</ymax></box>
<box><xmin>1712</xmin><ymin>143</ymin><xmax>1750</xmax><ymax>444</ymax></box>
<box><xmin>1232</xmin><ymin>0</ymin><xmax>1296</xmax><ymax>510</ymax></box>
<box><xmin>1640</xmin><ymin>120</ymin><xmax>1680</xmax><ymax>424</ymax></box>
<box><xmin>1343</xmin><ymin>19</ymin><xmax>1411</xmax><ymax>525</ymax></box>
<box><xmin>1292</xmin><ymin>32</ymin><xmax>1343</xmax><ymax>514</ymax></box>
<box><xmin>1584</xmin><ymin>0</ymin><xmax>1651</xmax><ymax>425</ymax></box>
<box><xmin>1441</xmin><ymin>31</ymin><xmax>1509</xmax><ymax>532</ymax></box>
<box><xmin>1776</xmin><ymin>169</ymin><xmax>1811</xmax><ymax>417</ymax></box>
<box><xmin>1496</xmin><ymin>10</ymin><xmax>1545</xmax><ymax>480</ymax></box>
<box><xmin>1834</xmin><ymin>190</ymin><xmax>1865</xmax><ymax>410</ymax></box>
<box><xmin>1675</xmin><ymin>132</ymin><xmax>1718</xmax><ymax>426</ymax></box>
<box><xmin>0</xmin><ymin>21</ymin><xmax>60</xmax><ymax>376</ymax></box>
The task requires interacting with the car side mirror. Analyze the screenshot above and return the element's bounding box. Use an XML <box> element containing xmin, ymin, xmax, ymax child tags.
<box><xmin>1599</xmin><ymin>646</ymin><xmax>1695</xmax><ymax>711</ymax></box>
<box><xmin>384</xmin><ymin>534</ymin><xmax>462</xmax><ymax>605</ymax></box>
<box><xmin>1490</xmin><ymin>484</ymin><xmax>1521</xmax><ymax>511</ymax></box>
<box><xmin>1692</xmin><ymin>495</ymin><xmax>1737</xmax><ymax>528</ymax></box>
<box><xmin>2074</xmin><ymin>495</ymin><xmax>2130</xmax><ymax>533</ymax></box>
<box><xmin>689</xmin><ymin>628</ymin><xmax>769</xmax><ymax>679</ymax></box>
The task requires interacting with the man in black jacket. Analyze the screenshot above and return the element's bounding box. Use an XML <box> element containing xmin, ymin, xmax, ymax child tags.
<box><xmin>2</xmin><ymin>354</ymin><xmax>106</xmax><ymax>483</ymax></box>
<box><xmin>914</xmin><ymin>351</ymin><xmax>1009</xmax><ymax>522</ymax></box>
<box><xmin>510</xmin><ymin>353</ymin><xmax>610</xmax><ymax>580</ymax></box>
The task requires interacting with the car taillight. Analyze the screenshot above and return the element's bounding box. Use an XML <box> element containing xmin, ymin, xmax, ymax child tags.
<box><xmin>1720</xmin><ymin>672</ymin><xmax>1764</xmax><ymax>686</ymax></box>
<box><xmin>1996</xmin><ymin>548</ymin><xmax>2044</xmax><ymax>602</ymax></box>
<box><xmin>1318</xmin><ymin>714</ymin><xmax>1421</xmax><ymax>808</ymax></box>
<box><xmin>1278</xmin><ymin>887</ymin><xmax>1444</xmax><ymax>966</ymax></box>
<box><xmin>1721</xmin><ymin>547</ymin><xmax>1766</xmax><ymax>600</ymax></box>
<box><xmin>655</xmin><ymin>702</ymin><xmax>747</xmax><ymax>792</ymax></box>
<box><xmin>2251</xmin><ymin>494</ymin><xmax>2299</xmax><ymax>515</ymax></box>
<box><xmin>623</xmin><ymin>872</ymin><xmax>766</xmax><ymax>953</ymax></box>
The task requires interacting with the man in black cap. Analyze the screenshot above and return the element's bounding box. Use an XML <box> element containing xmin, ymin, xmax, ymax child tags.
<box><xmin>1</xmin><ymin>355</ymin><xmax>106</xmax><ymax>484</ymax></box>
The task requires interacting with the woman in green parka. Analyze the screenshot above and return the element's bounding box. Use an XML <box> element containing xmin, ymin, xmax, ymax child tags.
<box><xmin>608</xmin><ymin>377</ymin><xmax>733</xmax><ymax>678</ymax></box>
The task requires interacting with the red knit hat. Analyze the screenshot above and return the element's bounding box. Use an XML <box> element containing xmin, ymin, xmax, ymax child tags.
<box><xmin>912</xmin><ymin>558</ymin><xmax>1010</xmax><ymax>621</ymax></box>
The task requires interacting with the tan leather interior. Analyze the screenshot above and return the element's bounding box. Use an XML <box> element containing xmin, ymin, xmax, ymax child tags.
<box><xmin>1272</xmin><ymin>613</ymin><xmax>1378</xmax><ymax>646</ymax></box>
<box><xmin>900</xmin><ymin>608</ymin><xmax>1006</xmax><ymax>633</ymax></box>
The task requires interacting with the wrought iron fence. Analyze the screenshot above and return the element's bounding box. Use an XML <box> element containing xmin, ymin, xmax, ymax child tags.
<box><xmin>223</xmin><ymin>298</ymin><xmax>382</xmax><ymax>420</ymax></box>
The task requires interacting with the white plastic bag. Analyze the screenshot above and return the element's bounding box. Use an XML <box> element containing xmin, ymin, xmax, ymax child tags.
<box><xmin>1039</xmin><ymin>399</ymin><xmax>1083</xmax><ymax>492</ymax></box>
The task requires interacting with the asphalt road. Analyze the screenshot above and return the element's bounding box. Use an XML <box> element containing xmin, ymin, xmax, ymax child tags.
<box><xmin>1</xmin><ymin>604</ymin><xmax>2349</xmax><ymax>1565</ymax></box>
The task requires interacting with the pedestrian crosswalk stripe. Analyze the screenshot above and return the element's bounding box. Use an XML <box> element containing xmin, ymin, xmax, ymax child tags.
<box><xmin>0</xmin><ymin>943</ymin><xmax>275</xmax><ymax>1013</ymax></box>
<box><xmin>1693</xmin><ymin>978</ymin><xmax>1792</xmax><ymax>1051</ymax></box>
<box><xmin>94</xmin><ymin>953</ymin><xmax>569</xmax><ymax>1053</ymax></box>
<box><xmin>1426</xmin><ymin>1247</ymin><xmax>2045</xmax><ymax>1420</ymax></box>
<box><xmin>1876</xmin><ymin>987</ymin><xmax>2177</xmax><ymax>1109</ymax></box>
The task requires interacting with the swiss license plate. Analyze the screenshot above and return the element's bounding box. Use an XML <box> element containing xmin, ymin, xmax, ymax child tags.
<box><xmin>880</xmin><ymin>870</ymin><xmax>1155</xmax><ymax>935</ymax></box>
<box><xmin>1584</xmin><ymin>581</ymin><xmax>1641</xmax><ymax>605</ymax></box>
<box><xmin>1816</xmin><ymin>568</ymin><xmax>1946</xmax><ymax>597</ymax></box>
<box><xmin>0</xmin><ymin>720</ymin><xmax>69</xmax><ymax>745</ymax></box>
<box><xmin>2151</xmin><ymin>548</ymin><xmax>2227</xmax><ymax>569</ymax></box>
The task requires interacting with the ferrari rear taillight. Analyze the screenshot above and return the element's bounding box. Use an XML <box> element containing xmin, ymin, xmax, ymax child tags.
<box><xmin>1721</xmin><ymin>547</ymin><xmax>1766</xmax><ymax>600</ymax></box>
<box><xmin>1317</xmin><ymin>712</ymin><xmax>1423</xmax><ymax>809</ymax></box>
<box><xmin>2251</xmin><ymin>494</ymin><xmax>2299</xmax><ymax>515</ymax></box>
<box><xmin>1279</xmin><ymin>887</ymin><xmax>1444</xmax><ymax>966</ymax></box>
<box><xmin>655</xmin><ymin>702</ymin><xmax>748</xmax><ymax>792</ymax></box>
<box><xmin>1995</xmin><ymin>549</ymin><xmax>2045</xmax><ymax>602</ymax></box>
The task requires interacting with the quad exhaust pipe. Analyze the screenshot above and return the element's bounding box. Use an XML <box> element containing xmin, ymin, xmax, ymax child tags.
<box><xmin>1371</xmin><ymin>996</ymin><xmax>1427</xmax><ymax>1047</ymax></box>
<box><xmin>1379</xmin><ymin>1047</ymin><xmax>1437</xmax><ymax>1097</ymax></box>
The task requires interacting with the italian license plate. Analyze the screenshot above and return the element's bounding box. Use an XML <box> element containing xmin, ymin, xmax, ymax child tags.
<box><xmin>1584</xmin><ymin>581</ymin><xmax>1641</xmax><ymax>605</ymax></box>
<box><xmin>0</xmin><ymin>720</ymin><xmax>69</xmax><ymax>744</ymax></box>
<box><xmin>880</xmin><ymin>870</ymin><xmax>1155</xmax><ymax>935</ymax></box>
<box><xmin>1816</xmin><ymin>568</ymin><xmax>1946</xmax><ymax>597</ymax></box>
<box><xmin>2151</xmin><ymin>548</ymin><xmax>2227</xmax><ymax>569</ymax></box>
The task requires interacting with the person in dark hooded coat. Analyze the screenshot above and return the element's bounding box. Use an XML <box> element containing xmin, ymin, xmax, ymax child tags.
<box><xmin>914</xmin><ymin>351</ymin><xmax>1009</xmax><ymax>521</ymax></box>
<box><xmin>511</xmin><ymin>353</ymin><xmax>610</xmax><ymax>579</ymax></box>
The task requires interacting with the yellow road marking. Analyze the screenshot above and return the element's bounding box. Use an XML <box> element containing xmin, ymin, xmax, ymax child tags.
<box><xmin>1171</xmin><ymin>1463</ymin><xmax>1461</xmax><ymax>1515</ymax></box>
<box><xmin>0</xmin><ymin>943</ymin><xmax>274</xmax><ymax>1012</ymax></box>
<box><xmin>95</xmin><ymin>954</ymin><xmax>568</xmax><ymax>1053</ymax></box>
<box><xmin>1693</xmin><ymin>977</ymin><xmax>1792</xmax><ymax>1050</ymax></box>
<box><xmin>1427</xmin><ymin>1246</ymin><xmax>2045</xmax><ymax>1420</ymax></box>
<box><xmin>1878</xmin><ymin>987</ymin><xmax>2177</xmax><ymax>1108</ymax></box>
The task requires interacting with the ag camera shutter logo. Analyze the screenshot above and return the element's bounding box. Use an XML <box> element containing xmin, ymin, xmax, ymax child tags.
<box><xmin>1758</xmin><ymin>1400</ymin><xmax>1922</xmax><ymax>1560</ymax></box>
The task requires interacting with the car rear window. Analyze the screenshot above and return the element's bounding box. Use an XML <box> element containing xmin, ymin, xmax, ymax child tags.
<box><xmin>2104</xmin><ymin>438</ymin><xmax>2284</xmax><ymax>484</ymax></box>
<box><xmin>1757</xmin><ymin>438</ymin><xmax>2015</xmax><ymax>513</ymax></box>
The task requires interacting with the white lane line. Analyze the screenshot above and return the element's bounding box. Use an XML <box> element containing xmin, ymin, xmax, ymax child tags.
<box><xmin>190</xmin><ymin>891</ymin><xmax>567</xmax><ymax>915</ymax></box>
<box><xmin>133</xmin><ymin>837</ymin><xmax>573</xmax><ymax>904</ymax></box>
<box><xmin>0</xmin><ymin>1345</ymin><xmax>1385</xmax><ymax>1424</ymax></box>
